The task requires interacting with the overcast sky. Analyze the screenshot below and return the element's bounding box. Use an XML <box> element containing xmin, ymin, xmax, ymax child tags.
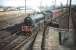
<box><xmin>0</xmin><ymin>0</ymin><xmax>25</xmax><ymax>7</ymax></box>
<box><xmin>0</xmin><ymin>0</ymin><xmax>76</xmax><ymax>7</ymax></box>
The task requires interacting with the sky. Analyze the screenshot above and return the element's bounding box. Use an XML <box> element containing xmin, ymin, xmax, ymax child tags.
<box><xmin>0</xmin><ymin>0</ymin><xmax>76</xmax><ymax>7</ymax></box>
<box><xmin>0</xmin><ymin>0</ymin><xmax>25</xmax><ymax>7</ymax></box>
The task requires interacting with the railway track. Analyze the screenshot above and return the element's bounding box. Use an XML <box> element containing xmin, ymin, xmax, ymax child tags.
<box><xmin>0</xmin><ymin>31</ymin><xmax>33</xmax><ymax>50</ymax></box>
<box><xmin>0</xmin><ymin>31</ymin><xmax>20</xmax><ymax>49</ymax></box>
<box><xmin>0</xmin><ymin>27</ymin><xmax>33</xmax><ymax>50</ymax></box>
<box><xmin>0</xmin><ymin>28</ymin><xmax>38</xmax><ymax>50</ymax></box>
<box><xmin>32</xmin><ymin>31</ymin><xmax>44</xmax><ymax>50</ymax></box>
<box><xmin>0</xmin><ymin>26</ymin><xmax>59</xmax><ymax>50</ymax></box>
<box><xmin>11</xmin><ymin>31</ymin><xmax>38</xmax><ymax>50</ymax></box>
<box><xmin>29</xmin><ymin>25</ymin><xmax>49</xmax><ymax>50</ymax></box>
<box><xmin>14</xmin><ymin>31</ymin><xmax>43</xmax><ymax>50</ymax></box>
<box><xmin>0</xmin><ymin>25</ymin><xmax>59</xmax><ymax>50</ymax></box>
<box><xmin>16</xmin><ymin>25</ymin><xmax>49</xmax><ymax>50</ymax></box>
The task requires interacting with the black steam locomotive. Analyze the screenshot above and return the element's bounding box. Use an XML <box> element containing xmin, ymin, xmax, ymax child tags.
<box><xmin>21</xmin><ymin>10</ymin><xmax>52</xmax><ymax>34</ymax></box>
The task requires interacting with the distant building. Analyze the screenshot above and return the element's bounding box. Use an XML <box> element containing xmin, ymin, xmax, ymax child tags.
<box><xmin>0</xmin><ymin>8</ymin><xmax>4</xmax><ymax>11</ymax></box>
<box><xmin>6</xmin><ymin>7</ymin><xmax>18</xmax><ymax>11</ymax></box>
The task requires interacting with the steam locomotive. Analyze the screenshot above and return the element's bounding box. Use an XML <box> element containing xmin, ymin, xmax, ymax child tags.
<box><xmin>21</xmin><ymin>10</ymin><xmax>52</xmax><ymax>34</ymax></box>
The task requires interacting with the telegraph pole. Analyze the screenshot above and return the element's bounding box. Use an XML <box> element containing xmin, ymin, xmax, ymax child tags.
<box><xmin>69</xmin><ymin>0</ymin><xmax>72</xmax><ymax>17</ymax></box>
<box><xmin>69</xmin><ymin>0</ymin><xmax>72</xmax><ymax>31</ymax></box>
<box><xmin>25</xmin><ymin>0</ymin><xmax>26</xmax><ymax>16</ymax></box>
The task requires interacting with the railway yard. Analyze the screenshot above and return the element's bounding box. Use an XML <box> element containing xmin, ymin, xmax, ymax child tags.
<box><xmin>0</xmin><ymin>25</ymin><xmax>59</xmax><ymax>50</ymax></box>
<box><xmin>0</xmin><ymin>10</ymin><xmax>60</xmax><ymax>50</ymax></box>
<box><xmin>0</xmin><ymin>5</ymin><xmax>76</xmax><ymax>50</ymax></box>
